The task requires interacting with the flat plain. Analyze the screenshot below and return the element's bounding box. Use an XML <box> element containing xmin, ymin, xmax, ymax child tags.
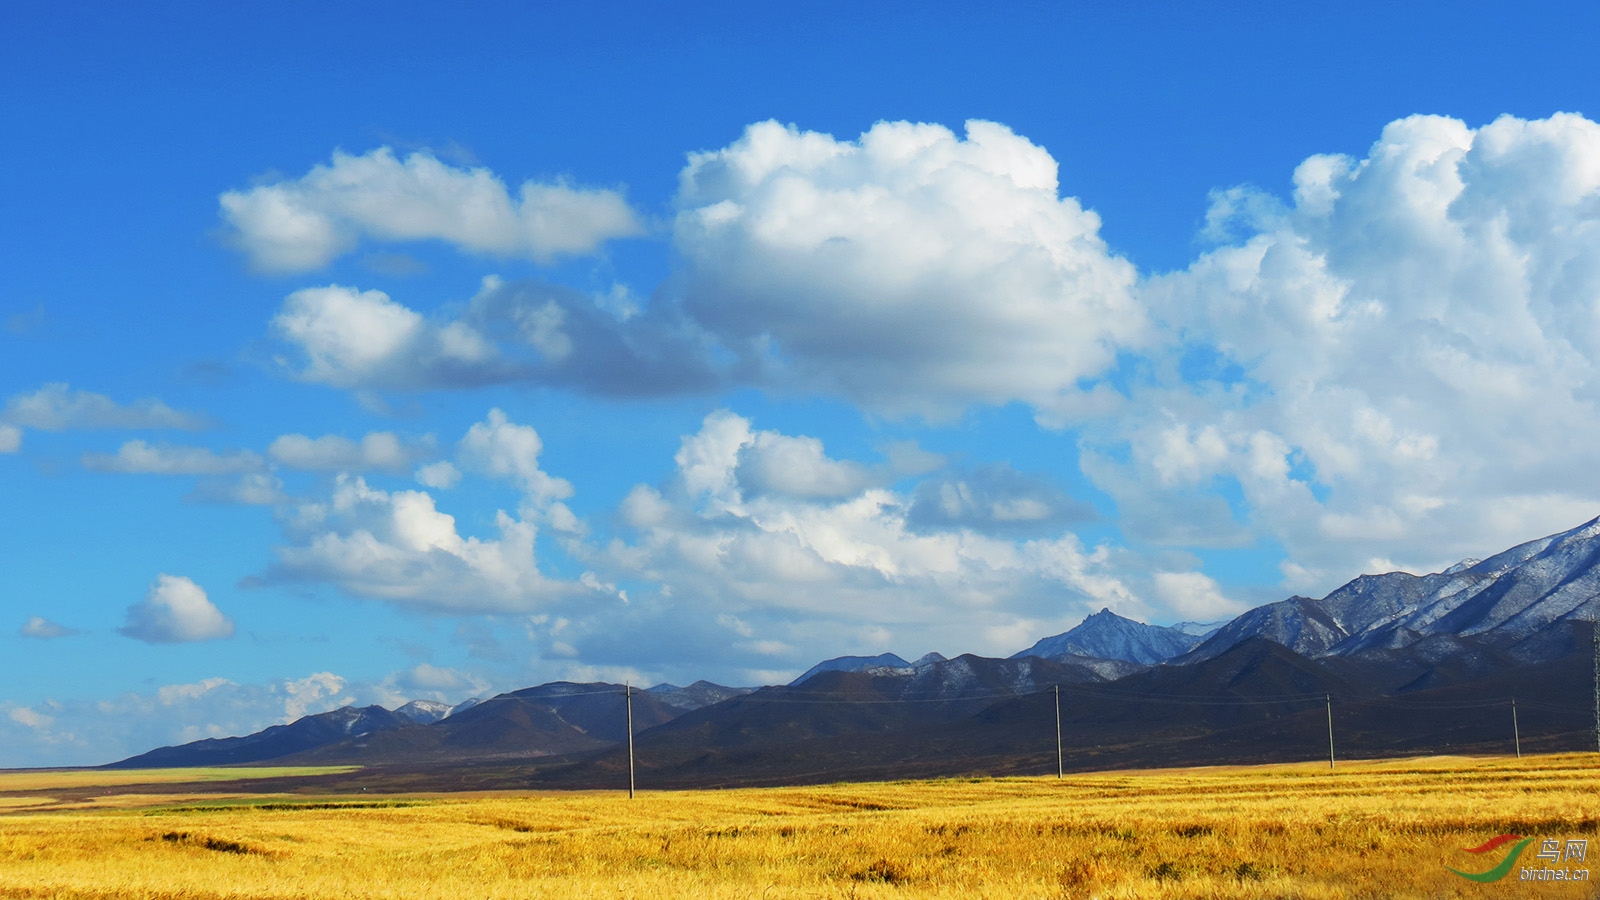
<box><xmin>1</xmin><ymin>754</ymin><xmax>1597</xmax><ymax>899</ymax></box>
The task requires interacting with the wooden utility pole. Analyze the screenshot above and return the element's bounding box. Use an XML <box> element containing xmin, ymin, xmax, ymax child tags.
<box><xmin>1512</xmin><ymin>697</ymin><xmax>1521</xmax><ymax>759</ymax></box>
<box><xmin>625</xmin><ymin>683</ymin><xmax>636</xmax><ymax>799</ymax></box>
<box><xmin>1054</xmin><ymin>684</ymin><xmax>1063</xmax><ymax>780</ymax></box>
<box><xmin>1325</xmin><ymin>694</ymin><xmax>1335</xmax><ymax>771</ymax></box>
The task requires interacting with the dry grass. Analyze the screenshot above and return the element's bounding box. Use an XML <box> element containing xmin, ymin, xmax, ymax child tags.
<box><xmin>0</xmin><ymin>767</ymin><xmax>360</xmax><ymax>814</ymax></box>
<box><xmin>0</xmin><ymin>766</ymin><xmax>356</xmax><ymax>793</ymax></box>
<box><xmin>1</xmin><ymin>754</ymin><xmax>1597</xmax><ymax>898</ymax></box>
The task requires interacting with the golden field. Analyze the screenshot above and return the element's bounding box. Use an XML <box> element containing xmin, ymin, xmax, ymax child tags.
<box><xmin>1</xmin><ymin>755</ymin><xmax>1597</xmax><ymax>899</ymax></box>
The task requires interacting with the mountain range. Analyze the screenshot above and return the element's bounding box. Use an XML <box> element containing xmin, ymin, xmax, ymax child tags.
<box><xmin>107</xmin><ymin>516</ymin><xmax>1600</xmax><ymax>784</ymax></box>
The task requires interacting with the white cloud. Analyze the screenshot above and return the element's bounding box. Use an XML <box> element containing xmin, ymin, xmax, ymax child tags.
<box><xmin>259</xmin><ymin>120</ymin><xmax>1143</xmax><ymax>419</ymax></box>
<box><xmin>1151</xmin><ymin>571</ymin><xmax>1248</xmax><ymax>620</ymax></box>
<box><xmin>673</xmin><ymin>119</ymin><xmax>1143</xmax><ymax>419</ymax></box>
<box><xmin>262</xmin><ymin>411</ymin><xmax>596</xmax><ymax>613</ymax></box>
<box><xmin>0</xmin><ymin>424</ymin><xmax>19</xmax><ymax>452</ymax></box>
<box><xmin>117</xmin><ymin>574</ymin><xmax>235</xmax><ymax>644</ymax></box>
<box><xmin>1100</xmin><ymin>111</ymin><xmax>1600</xmax><ymax>589</ymax></box>
<box><xmin>272</xmin><ymin>285</ymin><xmax>499</xmax><ymax>389</ymax></box>
<box><xmin>415</xmin><ymin>460</ymin><xmax>461</xmax><ymax>489</ymax></box>
<box><xmin>220</xmin><ymin>147</ymin><xmax>644</xmax><ymax>272</ymax></box>
<box><xmin>280</xmin><ymin>672</ymin><xmax>349</xmax><ymax>722</ymax></box>
<box><xmin>372</xmin><ymin>664</ymin><xmax>492</xmax><ymax>707</ymax></box>
<box><xmin>269</xmin><ymin>277</ymin><xmax>724</xmax><ymax>396</ymax></box>
<box><xmin>19</xmin><ymin>616</ymin><xmax>78</xmax><ymax>639</ymax></box>
<box><xmin>582</xmin><ymin>410</ymin><xmax>1158</xmax><ymax>664</ymax></box>
<box><xmin>735</xmin><ymin>432</ymin><xmax>874</xmax><ymax>500</ymax></box>
<box><xmin>3</xmin><ymin>383</ymin><xmax>206</xmax><ymax>431</ymax></box>
<box><xmin>0</xmin><ymin>671</ymin><xmax>372</xmax><ymax>767</ymax></box>
<box><xmin>82</xmin><ymin>440</ymin><xmax>263</xmax><ymax>475</ymax></box>
<box><xmin>905</xmin><ymin>464</ymin><xmax>1095</xmax><ymax>537</ymax></box>
<box><xmin>228</xmin><ymin>113</ymin><xmax>1600</xmax><ymax>670</ymax></box>
<box><xmin>268</xmin><ymin>431</ymin><xmax>432</xmax><ymax>472</ymax></box>
<box><xmin>265</xmin><ymin>474</ymin><xmax>581</xmax><ymax>613</ymax></box>
<box><xmin>157</xmin><ymin>677</ymin><xmax>231</xmax><ymax>706</ymax></box>
<box><xmin>239</xmin><ymin>407</ymin><xmax>1201</xmax><ymax>678</ymax></box>
<box><xmin>457</xmin><ymin>408</ymin><xmax>573</xmax><ymax>504</ymax></box>
<box><xmin>78</xmin><ymin>440</ymin><xmax>285</xmax><ymax>507</ymax></box>
<box><xmin>8</xmin><ymin>707</ymin><xmax>52</xmax><ymax>729</ymax></box>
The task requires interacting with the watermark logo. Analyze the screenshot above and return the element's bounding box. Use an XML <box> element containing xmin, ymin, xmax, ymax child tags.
<box><xmin>1447</xmin><ymin>834</ymin><xmax>1589</xmax><ymax>884</ymax></box>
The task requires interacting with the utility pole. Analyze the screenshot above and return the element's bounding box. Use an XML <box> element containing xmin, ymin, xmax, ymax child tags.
<box><xmin>1054</xmin><ymin>684</ymin><xmax>1063</xmax><ymax>780</ymax></box>
<box><xmin>625</xmin><ymin>683</ymin><xmax>636</xmax><ymax>799</ymax></box>
<box><xmin>1326</xmin><ymin>694</ymin><xmax>1335</xmax><ymax>771</ymax></box>
<box><xmin>1512</xmin><ymin>697</ymin><xmax>1521</xmax><ymax>759</ymax></box>
<box><xmin>1592</xmin><ymin>614</ymin><xmax>1599</xmax><ymax>755</ymax></box>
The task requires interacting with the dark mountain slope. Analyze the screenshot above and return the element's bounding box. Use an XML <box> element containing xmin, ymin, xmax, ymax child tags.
<box><xmin>283</xmin><ymin>682</ymin><xmax>700</xmax><ymax>764</ymax></box>
<box><xmin>108</xmin><ymin>705</ymin><xmax>411</xmax><ymax>769</ymax></box>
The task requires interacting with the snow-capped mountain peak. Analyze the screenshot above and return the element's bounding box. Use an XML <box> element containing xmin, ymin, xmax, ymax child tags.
<box><xmin>1011</xmin><ymin>608</ymin><xmax>1202</xmax><ymax>666</ymax></box>
<box><xmin>394</xmin><ymin>699</ymin><xmax>453</xmax><ymax>725</ymax></box>
<box><xmin>1183</xmin><ymin>515</ymin><xmax>1600</xmax><ymax>664</ymax></box>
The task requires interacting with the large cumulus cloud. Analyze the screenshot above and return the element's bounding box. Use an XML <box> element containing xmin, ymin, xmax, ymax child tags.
<box><xmin>1101</xmin><ymin>112</ymin><xmax>1600</xmax><ymax>588</ymax></box>
<box><xmin>672</xmin><ymin>119</ymin><xmax>1144</xmax><ymax>418</ymax></box>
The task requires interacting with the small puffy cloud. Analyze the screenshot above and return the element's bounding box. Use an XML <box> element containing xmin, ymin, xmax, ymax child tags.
<box><xmin>458</xmin><ymin>408</ymin><xmax>573</xmax><ymax>503</ymax></box>
<box><xmin>82</xmin><ymin>440</ymin><xmax>263</xmax><ymax>475</ymax></box>
<box><xmin>673</xmin><ymin>119</ymin><xmax>1143</xmax><ymax>419</ymax></box>
<box><xmin>157</xmin><ymin>677</ymin><xmax>231</xmax><ymax>706</ymax></box>
<box><xmin>0</xmin><ymin>424</ymin><xmax>19</xmax><ymax>452</ymax></box>
<box><xmin>3</xmin><ymin>383</ymin><xmax>206</xmax><ymax>431</ymax></box>
<box><xmin>281</xmin><ymin>672</ymin><xmax>349</xmax><ymax>722</ymax></box>
<box><xmin>272</xmin><ymin>285</ymin><xmax>501</xmax><ymax>389</ymax></box>
<box><xmin>117</xmin><ymin>574</ymin><xmax>235</xmax><ymax>644</ymax></box>
<box><xmin>268</xmin><ymin>431</ymin><xmax>431</xmax><ymax>472</ymax></box>
<box><xmin>19</xmin><ymin>616</ymin><xmax>78</xmax><ymax>639</ymax></box>
<box><xmin>415</xmin><ymin>460</ymin><xmax>461</xmax><ymax>489</ymax></box>
<box><xmin>219</xmin><ymin>147</ymin><xmax>644</xmax><ymax>273</ymax></box>
<box><xmin>905</xmin><ymin>464</ymin><xmax>1096</xmax><ymax>536</ymax></box>
<box><xmin>8</xmin><ymin>707</ymin><xmax>52</xmax><ymax>729</ymax></box>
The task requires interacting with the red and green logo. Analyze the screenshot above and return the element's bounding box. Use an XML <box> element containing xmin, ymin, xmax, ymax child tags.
<box><xmin>1447</xmin><ymin>834</ymin><xmax>1532</xmax><ymax>883</ymax></box>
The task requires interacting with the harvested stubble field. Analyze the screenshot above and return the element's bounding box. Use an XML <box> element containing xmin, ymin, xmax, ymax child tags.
<box><xmin>1</xmin><ymin>754</ymin><xmax>1597</xmax><ymax>899</ymax></box>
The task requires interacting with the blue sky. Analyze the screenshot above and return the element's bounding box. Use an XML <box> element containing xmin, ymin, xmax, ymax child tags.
<box><xmin>5</xmin><ymin>1</ymin><xmax>1600</xmax><ymax>766</ymax></box>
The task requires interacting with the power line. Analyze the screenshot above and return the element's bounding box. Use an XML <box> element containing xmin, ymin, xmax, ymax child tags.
<box><xmin>683</xmin><ymin>684</ymin><xmax>1591</xmax><ymax>712</ymax></box>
